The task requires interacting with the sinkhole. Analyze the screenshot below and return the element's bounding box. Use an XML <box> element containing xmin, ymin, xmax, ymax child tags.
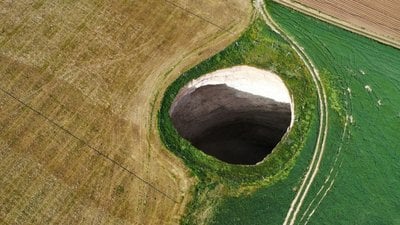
<box><xmin>169</xmin><ymin>66</ymin><xmax>293</xmax><ymax>165</ymax></box>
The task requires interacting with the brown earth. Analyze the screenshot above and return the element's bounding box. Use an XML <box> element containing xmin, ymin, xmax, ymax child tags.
<box><xmin>0</xmin><ymin>0</ymin><xmax>251</xmax><ymax>224</ymax></box>
<box><xmin>170</xmin><ymin>84</ymin><xmax>291</xmax><ymax>165</ymax></box>
<box><xmin>274</xmin><ymin>0</ymin><xmax>400</xmax><ymax>49</ymax></box>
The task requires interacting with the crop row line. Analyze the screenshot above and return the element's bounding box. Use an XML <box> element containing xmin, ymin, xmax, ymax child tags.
<box><xmin>254</xmin><ymin>1</ymin><xmax>330</xmax><ymax>224</ymax></box>
<box><xmin>0</xmin><ymin>85</ymin><xmax>178</xmax><ymax>203</ymax></box>
<box><xmin>164</xmin><ymin>0</ymin><xmax>235</xmax><ymax>34</ymax></box>
<box><xmin>273</xmin><ymin>0</ymin><xmax>400</xmax><ymax>49</ymax></box>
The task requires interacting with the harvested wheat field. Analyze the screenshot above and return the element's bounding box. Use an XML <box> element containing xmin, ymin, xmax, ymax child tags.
<box><xmin>0</xmin><ymin>0</ymin><xmax>251</xmax><ymax>224</ymax></box>
<box><xmin>274</xmin><ymin>0</ymin><xmax>400</xmax><ymax>48</ymax></box>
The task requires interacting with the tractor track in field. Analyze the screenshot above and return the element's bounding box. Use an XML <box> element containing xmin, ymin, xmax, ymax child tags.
<box><xmin>253</xmin><ymin>0</ymin><xmax>330</xmax><ymax>224</ymax></box>
<box><xmin>272</xmin><ymin>0</ymin><xmax>400</xmax><ymax>50</ymax></box>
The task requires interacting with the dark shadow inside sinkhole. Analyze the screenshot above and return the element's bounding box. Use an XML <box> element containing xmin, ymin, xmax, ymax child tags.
<box><xmin>169</xmin><ymin>84</ymin><xmax>291</xmax><ymax>165</ymax></box>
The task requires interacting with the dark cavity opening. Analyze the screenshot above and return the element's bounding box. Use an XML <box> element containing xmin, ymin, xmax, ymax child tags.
<box><xmin>169</xmin><ymin>84</ymin><xmax>291</xmax><ymax>165</ymax></box>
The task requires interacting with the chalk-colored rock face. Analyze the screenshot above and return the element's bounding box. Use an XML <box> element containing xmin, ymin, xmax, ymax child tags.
<box><xmin>170</xmin><ymin>66</ymin><xmax>292</xmax><ymax>165</ymax></box>
<box><xmin>186</xmin><ymin>65</ymin><xmax>291</xmax><ymax>103</ymax></box>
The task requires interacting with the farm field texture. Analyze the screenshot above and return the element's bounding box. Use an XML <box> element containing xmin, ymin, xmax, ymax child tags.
<box><xmin>0</xmin><ymin>0</ymin><xmax>252</xmax><ymax>224</ymax></box>
<box><xmin>269</xmin><ymin>3</ymin><xmax>400</xmax><ymax>224</ymax></box>
<box><xmin>274</xmin><ymin>0</ymin><xmax>400</xmax><ymax>49</ymax></box>
<box><xmin>208</xmin><ymin>1</ymin><xmax>400</xmax><ymax>224</ymax></box>
<box><xmin>1</xmin><ymin>0</ymin><xmax>400</xmax><ymax>224</ymax></box>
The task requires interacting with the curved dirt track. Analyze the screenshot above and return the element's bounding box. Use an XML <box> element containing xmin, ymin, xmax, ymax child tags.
<box><xmin>254</xmin><ymin>0</ymin><xmax>330</xmax><ymax>224</ymax></box>
<box><xmin>0</xmin><ymin>0</ymin><xmax>252</xmax><ymax>224</ymax></box>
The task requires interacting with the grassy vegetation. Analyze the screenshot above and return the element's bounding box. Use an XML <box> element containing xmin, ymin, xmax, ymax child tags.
<box><xmin>207</xmin><ymin>1</ymin><xmax>400</xmax><ymax>224</ymax></box>
<box><xmin>269</xmin><ymin>2</ymin><xmax>400</xmax><ymax>224</ymax></box>
<box><xmin>158</xmin><ymin>18</ymin><xmax>318</xmax><ymax>223</ymax></box>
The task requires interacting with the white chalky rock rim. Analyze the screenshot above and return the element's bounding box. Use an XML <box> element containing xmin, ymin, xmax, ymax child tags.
<box><xmin>187</xmin><ymin>65</ymin><xmax>292</xmax><ymax>103</ymax></box>
<box><xmin>182</xmin><ymin>65</ymin><xmax>295</xmax><ymax>129</ymax></box>
<box><xmin>169</xmin><ymin>65</ymin><xmax>296</xmax><ymax>164</ymax></box>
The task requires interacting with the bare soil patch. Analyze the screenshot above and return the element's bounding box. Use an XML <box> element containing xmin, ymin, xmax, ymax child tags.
<box><xmin>275</xmin><ymin>0</ymin><xmax>400</xmax><ymax>48</ymax></box>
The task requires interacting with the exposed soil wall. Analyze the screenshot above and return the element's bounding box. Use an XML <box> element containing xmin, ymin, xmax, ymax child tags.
<box><xmin>170</xmin><ymin>84</ymin><xmax>291</xmax><ymax>165</ymax></box>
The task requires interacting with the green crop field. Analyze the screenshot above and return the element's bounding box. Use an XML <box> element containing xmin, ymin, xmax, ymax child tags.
<box><xmin>207</xmin><ymin>1</ymin><xmax>400</xmax><ymax>224</ymax></box>
<box><xmin>268</xmin><ymin>2</ymin><xmax>400</xmax><ymax>224</ymax></box>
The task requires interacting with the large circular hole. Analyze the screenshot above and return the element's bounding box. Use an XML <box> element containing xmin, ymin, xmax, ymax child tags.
<box><xmin>169</xmin><ymin>66</ymin><xmax>293</xmax><ymax>165</ymax></box>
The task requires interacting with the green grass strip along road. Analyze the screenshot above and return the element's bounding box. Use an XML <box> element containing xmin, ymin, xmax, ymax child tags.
<box><xmin>255</xmin><ymin>0</ymin><xmax>332</xmax><ymax>224</ymax></box>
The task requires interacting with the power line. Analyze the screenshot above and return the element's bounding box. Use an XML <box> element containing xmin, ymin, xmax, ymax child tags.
<box><xmin>164</xmin><ymin>0</ymin><xmax>235</xmax><ymax>34</ymax></box>
<box><xmin>0</xmin><ymin>86</ymin><xmax>178</xmax><ymax>203</ymax></box>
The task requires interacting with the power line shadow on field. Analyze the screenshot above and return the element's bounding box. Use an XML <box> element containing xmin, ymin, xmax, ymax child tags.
<box><xmin>164</xmin><ymin>0</ymin><xmax>240</xmax><ymax>35</ymax></box>
<box><xmin>0</xmin><ymin>85</ymin><xmax>178</xmax><ymax>203</ymax></box>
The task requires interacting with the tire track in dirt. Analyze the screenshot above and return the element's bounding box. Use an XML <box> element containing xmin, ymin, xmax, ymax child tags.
<box><xmin>253</xmin><ymin>1</ymin><xmax>329</xmax><ymax>224</ymax></box>
<box><xmin>273</xmin><ymin>0</ymin><xmax>400</xmax><ymax>49</ymax></box>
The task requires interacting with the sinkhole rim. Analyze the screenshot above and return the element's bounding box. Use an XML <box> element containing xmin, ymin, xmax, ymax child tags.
<box><xmin>168</xmin><ymin>65</ymin><xmax>294</xmax><ymax>165</ymax></box>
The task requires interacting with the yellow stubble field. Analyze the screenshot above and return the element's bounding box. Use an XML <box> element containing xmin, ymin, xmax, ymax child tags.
<box><xmin>0</xmin><ymin>0</ymin><xmax>251</xmax><ymax>224</ymax></box>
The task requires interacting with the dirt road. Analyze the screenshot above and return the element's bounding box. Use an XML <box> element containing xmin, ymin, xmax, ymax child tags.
<box><xmin>254</xmin><ymin>1</ymin><xmax>330</xmax><ymax>224</ymax></box>
<box><xmin>274</xmin><ymin>0</ymin><xmax>400</xmax><ymax>49</ymax></box>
